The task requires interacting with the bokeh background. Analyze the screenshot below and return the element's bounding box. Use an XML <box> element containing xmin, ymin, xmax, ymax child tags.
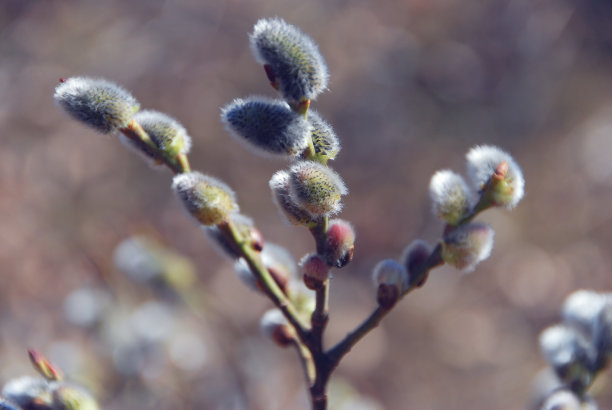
<box><xmin>2</xmin><ymin>0</ymin><xmax>612</xmax><ymax>409</ymax></box>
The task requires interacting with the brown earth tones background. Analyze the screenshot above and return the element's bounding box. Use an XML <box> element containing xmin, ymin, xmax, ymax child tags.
<box><xmin>2</xmin><ymin>0</ymin><xmax>612</xmax><ymax>409</ymax></box>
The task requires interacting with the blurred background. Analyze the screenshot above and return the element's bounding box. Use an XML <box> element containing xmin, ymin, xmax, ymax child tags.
<box><xmin>2</xmin><ymin>0</ymin><xmax>612</xmax><ymax>408</ymax></box>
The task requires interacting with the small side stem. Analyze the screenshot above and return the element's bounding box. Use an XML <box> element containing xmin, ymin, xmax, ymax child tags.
<box><xmin>326</xmin><ymin>306</ymin><xmax>388</xmax><ymax>367</ymax></box>
<box><xmin>325</xmin><ymin>244</ymin><xmax>444</xmax><ymax>368</ymax></box>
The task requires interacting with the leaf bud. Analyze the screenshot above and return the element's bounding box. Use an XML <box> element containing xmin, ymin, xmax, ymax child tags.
<box><xmin>28</xmin><ymin>349</ymin><xmax>63</xmax><ymax>382</ymax></box>
<box><xmin>250</xmin><ymin>18</ymin><xmax>329</xmax><ymax>104</ymax></box>
<box><xmin>260</xmin><ymin>309</ymin><xmax>294</xmax><ymax>347</ymax></box>
<box><xmin>54</xmin><ymin>77</ymin><xmax>139</xmax><ymax>133</ymax></box>
<box><xmin>466</xmin><ymin>145</ymin><xmax>525</xmax><ymax>209</ymax></box>
<box><xmin>172</xmin><ymin>172</ymin><xmax>238</xmax><ymax>226</ymax></box>
<box><xmin>372</xmin><ymin>259</ymin><xmax>408</xmax><ymax>309</ymax></box>
<box><xmin>539</xmin><ymin>325</ymin><xmax>595</xmax><ymax>390</ymax></box>
<box><xmin>322</xmin><ymin>219</ymin><xmax>355</xmax><ymax>268</ymax></box>
<box><xmin>269</xmin><ymin>170</ymin><xmax>319</xmax><ymax>227</ymax></box>
<box><xmin>308</xmin><ymin>111</ymin><xmax>340</xmax><ymax>162</ymax></box>
<box><xmin>288</xmin><ymin>160</ymin><xmax>347</xmax><ymax>217</ymax></box>
<box><xmin>441</xmin><ymin>222</ymin><xmax>494</xmax><ymax>272</ymax></box>
<box><xmin>429</xmin><ymin>170</ymin><xmax>471</xmax><ymax>225</ymax></box>
<box><xmin>221</xmin><ymin>97</ymin><xmax>311</xmax><ymax>156</ymax></box>
<box><xmin>299</xmin><ymin>253</ymin><xmax>330</xmax><ymax>290</ymax></box>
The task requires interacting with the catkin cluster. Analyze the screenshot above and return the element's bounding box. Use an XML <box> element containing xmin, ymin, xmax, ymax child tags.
<box><xmin>49</xmin><ymin>16</ymin><xmax>530</xmax><ymax>410</ymax></box>
<box><xmin>535</xmin><ymin>290</ymin><xmax>612</xmax><ymax>409</ymax></box>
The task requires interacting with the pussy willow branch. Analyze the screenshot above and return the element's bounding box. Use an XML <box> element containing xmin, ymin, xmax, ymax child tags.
<box><xmin>120</xmin><ymin>120</ymin><xmax>310</xmax><ymax>343</ymax></box>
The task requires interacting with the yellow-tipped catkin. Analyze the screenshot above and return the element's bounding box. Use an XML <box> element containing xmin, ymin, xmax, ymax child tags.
<box><xmin>466</xmin><ymin>145</ymin><xmax>525</xmax><ymax>209</ymax></box>
<box><xmin>54</xmin><ymin>77</ymin><xmax>139</xmax><ymax>133</ymax></box>
<box><xmin>269</xmin><ymin>170</ymin><xmax>318</xmax><ymax>226</ymax></box>
<box><xmin>309</xmin><ymin>111</ymin><xmax>340</xmax><ymax>161</ymax></box>
<box><xmin>288</xmin><ymin>161</ymin><xmax>347</xmax><ymax>217</ymax></box>
<box><xmin>250</xmin><ymin>18</ymin><xmax>329</xmax><ymax>104</ymax></box>
<box><xmin>429</xmin><ymin>170</ymin><xmax>471</xmax><ymax>224</ymax></box>
<box><xmin>441</xmin><ymin>222</ymin><xmax>494</xmax><ymax>272</ymax></box>
<box><xmin>172</xmin><ymin>172</ymin><xmax>238</xmax><ymax>226</ymax></box>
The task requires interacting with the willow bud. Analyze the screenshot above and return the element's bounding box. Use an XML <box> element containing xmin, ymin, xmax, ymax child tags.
<box><xmin>429</xmin><ymin>170</ymin><xmax>471</xmax><ymax>225</ymax></box>
<box><xmin>130</xmin><ymin>110</ymin><xmax>191</xmax><ymax>162</ymax></box>
<box><xmin>54</xmin><ymin>77</ymin><xmax>139</xmax><ymax>133</ymax></box>
<box><xmin>260</xmin><ymin>309</ymin><xmax>294</xmax><ymax>347</ymax></box>
<box><xmin>1</xmin><ymin>377</ymin><xmax>53</xmax><ymax>408</ymax></box>
<box><xmin>172</xmin><ymin>172</ymin><xmax>238</xmax><ymax>226</ymax></box>
<box><xmin>250</xmin><ymin>18</ymin><xmax>329</xmax><ymax>104</ymax></box>
<box><xmin>539</xmin><ymin>325</ymin><xmax>595</xmax><ymax>390</ymax></box>
<box><xmin>288</xmin><ymin>161</ymin><xmax>347</xmax><ymax>216</ymax></box>
<box><xmin>401</xmin><ymin>239</ymin><xmax>432</xmax><ymax>287</ymax></box>
<box><xmin>309</xmin><ymin>111</ymin><xmax>340</xmax><ymax>161</ymax></box>
<box><xmin>372</xmin><ymin>259</ymin><xmax>408</xmax><ymax>309</ymax></box>
<box><xmin>441</xmin><ymin>222</ymin><xmax>494</xmax><ymax>272</ymax></box>
<box><xmin>466</xmin><ymin>145</ymin><xmax>525</xmax><ymax>209</ymax></box>
<box><xmin>269</xmin><ymin>170</ymin><xmax>318</xmax><ymax>227</ymax></box>
<box><xmin>300</xmin><ymin>253</ymin><xmax>330</xmax><ymax>290</ymax></box>
<box><xmin>221</xmin><ymin>97</ymin><xmax>311</xmax><ymax>156</ymax></box>
<box><xmin>323</xmin><ymin>219</ymin><xmax>355</xmax><ymax>268</ymax></box>
<box><xmin>562</xmin><ymin>290</ymin><xmax>611</xmax><ymax>338</ymax></box>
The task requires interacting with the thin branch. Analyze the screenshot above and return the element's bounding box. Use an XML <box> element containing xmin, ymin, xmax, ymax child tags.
<box><xmin>326</xmin><ymin>244</ymin><xmax>444</xmax><ymax>367</ymax></box>
<box><xmin>219</xmin><ymin>220</ymin><xmax>311</xmax><ymax>343</ymax></box>
<box><xmin>292</xmin><ymin>339</ymin><xmax>316</xmax><ymax>387</ymax></box>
